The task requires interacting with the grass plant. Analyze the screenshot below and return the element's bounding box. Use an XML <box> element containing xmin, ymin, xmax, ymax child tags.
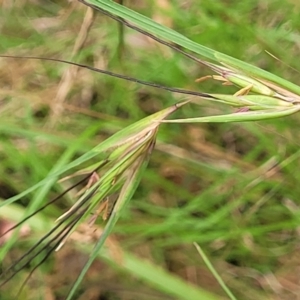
<box><xmin>1</xmin><ymin>1</ymin><xmax>300</xmax><ymax>299</ymax></box>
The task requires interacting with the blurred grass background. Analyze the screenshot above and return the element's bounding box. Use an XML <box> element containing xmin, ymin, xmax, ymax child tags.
<box><xmin>1</xmin><ymin>0</ymin><xmax>300</xmax><ymax>299</ymax></box>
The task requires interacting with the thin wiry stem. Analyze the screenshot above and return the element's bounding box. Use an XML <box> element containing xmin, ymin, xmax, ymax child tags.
<box><xmin>0</xmin><ymin>55</ymin><xmax>212</xmax><ymax>99</ymax></box>
<box><xmin>17</xmin><ymin>212</ymin><xmax>84</xmax><ymax>298</ymax></box>
<box><xmin>0</xmin><ymin>161</ymin><xmax>112</xmax><ymax>290</ymax></box>
<box><xmin>0</xmin><ymin>208</ymin><xmax>86</xmax><ymax>290</ymax></box>
<box><xmin>0</xmin><ymin>160</ymin><xmax>109</xmax><ymax>238</ymax></box>
<box><xmin>3</xmin><ymin>187</ymin><xmax>95</xmax><ymax>277</ymax></box>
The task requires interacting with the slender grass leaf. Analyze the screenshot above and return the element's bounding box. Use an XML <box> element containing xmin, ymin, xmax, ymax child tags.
<box><xmin>163</xmin><ymin>106</ymin><xmax>300</xmax><ymax>123</ymax></box>
<box><xmin>82</xmin><ymin>0</ymin><xmax>300</xmax><ymax>96</ymax></box>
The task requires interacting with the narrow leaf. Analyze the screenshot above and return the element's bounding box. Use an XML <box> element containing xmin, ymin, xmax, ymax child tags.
<box><xmin>81</xmin><ymin>0</ymin><xmax>300</xmax><ymax>96</ymax></box>
<box><xmin>163</xmin><ymin>106</ymin><xmax>300</xmax><ymax>123</ymax></box>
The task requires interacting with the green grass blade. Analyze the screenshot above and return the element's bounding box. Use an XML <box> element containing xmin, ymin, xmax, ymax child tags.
<box><xmin>108</xmin><ymin>251</ymin><xmax>220</xmax><ymax>300</ymax></box>
<box><xmin>194</xmin><ymin>243</ymin><xmax>237</xmax><ymax>300</ymax></box>
<box><xmin>81</xmin><ymin>0</ymin><xmax>216</xmax><ymax>60</ymax></box>
<box><xmin>82</xmin><ymin>0</ymin><xmax>300</xmax><ymax>95</ymax></box>
<box><xmin>164</xmin><ymin>106</ymin><xmax>300</xmax><ymax>123</ymax></box>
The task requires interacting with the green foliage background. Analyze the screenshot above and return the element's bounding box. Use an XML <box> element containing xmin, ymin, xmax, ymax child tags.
<box><xmin>1</xmin><ymin>0</ymin><xmax>300</xmax><ymax>299</ymax></box>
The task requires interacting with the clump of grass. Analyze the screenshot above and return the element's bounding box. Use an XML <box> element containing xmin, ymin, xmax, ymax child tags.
<box><xmin>0</xmin><ymin>102</ymin><xmax>187</xmax><ymax>294</ymax></box>
<box><xmin>1</xmin><ymin>1</ymin><xmax>300</xmax><ymax>299</ymax></box>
